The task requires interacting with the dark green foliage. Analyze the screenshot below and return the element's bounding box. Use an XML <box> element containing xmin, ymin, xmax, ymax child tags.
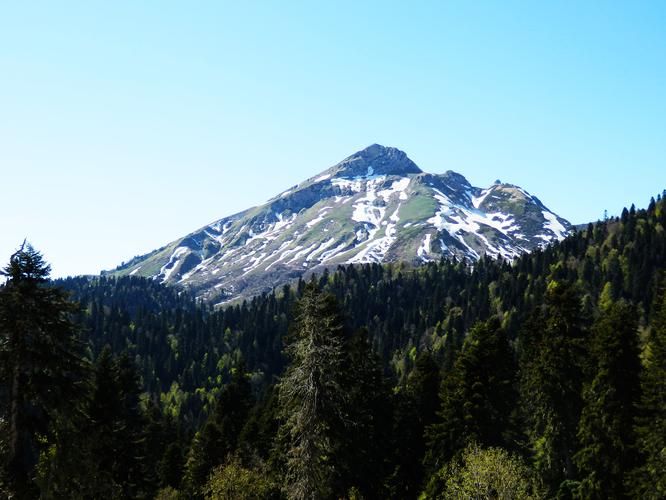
<box><xmin>239</xmin><ymin>385</ymin><xmax>281</xmax><ymax>463</ymax></box>
<box><xmin>339</xmin><ymin>328</ymin><xmax>393</xmax><ymax>498</ymax></box>
<box><xmin>158</xmin><ymin>442</ymin><xmax>184</xmax><ymax>491</ymax></box>
<box><xmin>628</xmin><ymin>280</ymin><xmax>666</xmax><ymax>498</ymax></box>
<box><xmin>0</xmin><ymin>243</ymin><xmax>87</xmax><ymax>498</ymax></box>
<box><xmin>87</xmin><ymin>348</ymin><xmax>151</xmax><ymax>498</ymax></box>
<box><xmin>182</xmin><ymin>365</ymin><xmax>254</xmax><ymax>497</ymax></box>
<box><xmin>386</xmin><ymin>352</ymin><xmax>441</xmax><ymax>498</ymax></box>
<box><xmin>575</xmin><ymin>299</ymin><xmax>641</xmax><ymax>499</ymax></box>
<box><xmin>37</xmin><ymin>347</ymin><xmax>156</xmax><ymax>499</ymax></box>
<box><xmin>425</xmin><ymin>318</ymin><xmax>517</xmax><ymax>475</ymax></box>
<box><xmin>519</xmin><ymin>281</ymin><xmax>587</xmax><ymax>497</ymax></box>
<box><xmin>276</xmin><ymin>283</ymin><xmax>348</xmax><ymax>499</ymax></box>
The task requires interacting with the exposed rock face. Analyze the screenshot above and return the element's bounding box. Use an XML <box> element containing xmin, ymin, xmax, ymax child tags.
<box><xmin>107</xmin><ymin>145</ymin><xmax>571</xmax><ymax>302</ymax></box>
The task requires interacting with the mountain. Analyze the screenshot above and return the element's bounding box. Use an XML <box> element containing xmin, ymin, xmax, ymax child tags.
<box><xmin>107</xmin><ymin>144</ymin><xmax>571</xmax><ymax>302</ymax></box>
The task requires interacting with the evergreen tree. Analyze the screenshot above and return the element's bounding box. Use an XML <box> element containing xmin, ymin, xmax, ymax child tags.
<box><xmin>158</xmin><ymin>442</ymin><xmax>184</xmax><ymax>491</ymax></box>
<box><xmin>574</xmin><ymin>300</ymin><xmax>641</xmax><ymax>499</ymax></box>
<box><xmin>0</xmin><ymin>243</ymin><xmax>87</xmax><ymax>497</ymax></box>
<box><xmin>628</xmin><ymin>282</ymin><xmax>666</xmax><ymax>498</ymax></box>
<box><xmin>182</xmin><ymin>364</ymin><xmax>253</xmax><ymax>498</ymax></box>
<box><xmin>182</xmin><ymin>430</ymin><xmax>211</xmax><ymax>499</ymax></box>
<box><xmin>81</xmin><ymin>347</ymin><xmax>151</xmax><ymax>498</ymax></box>
<box><xmin>239</xmin><ymin>385</ymin><xmax>281</xmax><ymax>463</ymax></box>
<box><xmin>425</xmin><ymin>318</ymin><xmax>517</xmax><ymax>474</ymax></box>
<box><xmin>520</xmin><ymin>281</ymin><xmax>587</xmax><ymax>497</ymax></box>
<box><xmin>212</xmin><ymin>364</ymin><xmax>254</xmax><ymax>460</ymax></box>
<box><xmin>387</xmin><ymin>351</ymin><xmax>440</xmax><ymax>498</ymax></box>
<box><xmin>339</xmin><ymin>328</ymin><xmax>392</xmax><ymax>498</ymax></box>
<box><xmin>276</xmin><ymin>283</ymin><xmax>348</xmax><ymax>500</ymax></box>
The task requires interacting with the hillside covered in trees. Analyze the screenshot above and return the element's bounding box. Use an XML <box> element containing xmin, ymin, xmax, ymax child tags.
<box><xmin>1</xmin><ymin>192</ymin><xmax>665</xmax><ymax>499</ymax></box>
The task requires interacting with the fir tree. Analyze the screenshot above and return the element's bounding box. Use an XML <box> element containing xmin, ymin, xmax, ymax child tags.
<box><xmin>182</xmin><ymin>364</ymin><xmax>253</xmax><ymax>497</ymax></box>
<box><xmin>339</xmin><ymin>328</ymin><xmax>392</xmax><ymax>498</ymax></box>
<box><xmin>82</xmin><ymin>347</ymin><xmax>151</xmax><ymax>498</ymax></box>
<box><xmin>520</xmin><ymin>281</ymin><xmax>587</xmax><ymax>497</ymax></box>
<box><xmin>386</xmin><ymin>351</ymin><xmax>440</xmax><ymax>497</ymax></box>
<box><xmin>628</xmin><ymin>282</ymin><xmax>666</xmax><ymax>498</ymax></box>
<box><xmin>575</xmin><ymin>299</ymin><xmax>641</xmax><ymax>499</ymax></box>
<box><xmin>0</xmin><ymin>243</ymin><xmax>87</xmax><ymax>497</ymax></box>
<box><xmin>276</xmin><ymin>282</ymin><xmax>348</xmax><ymax>500</ymax></box>
<box><xmin>158</xmin><ymin>442</ymin><xmax>184</xmax><ymax>491</ymax></box>
<box><xmin>425</xmin><ymin>318</ymin><xmax>517</xmax><ymax>474</ymax></box>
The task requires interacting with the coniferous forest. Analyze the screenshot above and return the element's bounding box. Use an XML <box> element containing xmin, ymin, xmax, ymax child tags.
<box><xmin>1</xmin><ymin>193</ymin><xmax>666</xmax><ymax>499</ymax></box>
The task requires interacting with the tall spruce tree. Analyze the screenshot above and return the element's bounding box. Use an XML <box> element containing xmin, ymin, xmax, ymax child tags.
<box><xmin>628</xmin><ymin>281</ymin><xmax>666</xmax><ymax>498</ymax></box>
<box><xmin>387</xmin><ymin>351</ymin><xmax>441</xmax><ymax>498</ymax></box>
<box><xmin>78</xmin><ymin>347</ymin><xmax>151</xmax><ymax>498</ymax></box>
<box><xmin>276</xmin><ymin>282</ymin><xmax>348</xmax><ymax>500</ymax></box>
<box><xmin>425</xmin><ymin>318</ymin><xmax>517</xmax><ymax>479</ymax></box>
<box><xmin>0</xmin><ymin>243</ymin><xmax>87</xmax><ymax>497</ymax></box>
<box><xmin>339</xmin><ymin>328</ymin><xmax>392</xmax><ymax>498</ymax></box>
<box><xmin>574</xmin><ymin>299</ymin><xmax>641</xmax><ymax>499</ymax></box>
<box><xmin>182</xmin><ymin>364</ymin><xmax>253</xmax><ymax>498</ymax></box>
<box><xmin>520</xmin><ymin>281</ymin><xmax>587</xmax><ymax>497</ymax></box>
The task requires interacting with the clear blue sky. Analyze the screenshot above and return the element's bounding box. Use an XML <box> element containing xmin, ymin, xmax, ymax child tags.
<box><xmin>1</xmin><ymin>1</ymin><xmax>664</xmax><ymax>277</ymax></box>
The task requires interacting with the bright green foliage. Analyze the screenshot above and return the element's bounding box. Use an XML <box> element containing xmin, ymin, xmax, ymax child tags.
<box><xmin>0</xmin><ymin>243</ymin><xmax>87</xmax><ymax>498</ymax></box>
<box><xmin>426</xmin><ymin>318</ymin><xmax>517</xmax><ymax>473</ymax></box>
<box><xmin>423</xmin><ymin>443</ymin><xmax>544</xmax><ymax>499</ymax></box>
<box><xmin>520</xmin><ymin>281</ymin><xmax>587</xmax><ymax>496</ymax></box>
<box><xmin>574</xmin><ymin>300</ymin><xmax>641</xmax><ymax>499</ymax></box>
<box><xmin>277</xmin><ymin>283</ymin><xmax>348</xmax><ymax>499</ymax></box>
<box><xmin>203</xmin><ymin>455</ymin><xmax>280</xmax><ymax>499</ymax></box>
<box><xmin>628</xmin><ymin>284</ymin><xmax>666</xmax><ymax>498</ymax></box>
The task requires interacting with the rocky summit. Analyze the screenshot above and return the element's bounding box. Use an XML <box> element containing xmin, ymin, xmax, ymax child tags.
<box><xmin>107</xmin><ymin>145</ymin><xmax>572</xmax><ymax>302</ymax></box>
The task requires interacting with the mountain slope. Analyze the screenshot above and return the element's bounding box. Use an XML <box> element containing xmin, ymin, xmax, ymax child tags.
<box><xmin>107</xmin><ymin>144</ymin><xmax>571</xmax><ymax>301</ymax></box>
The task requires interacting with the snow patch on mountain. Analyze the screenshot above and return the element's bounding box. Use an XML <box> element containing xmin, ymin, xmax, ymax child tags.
<box><xmin>417</xmin><ymin>234</ymin><xmax>433</xmax><ymax>261</ymax></box>
<box><xmin>159</xmin><ymin>247</ymin><xmax>190</xmax><ymax>282</ymax></box>
<box><xmin>542</xmin><ymin>210</ymin><xmax>568</xmax><ymax>240</ymax></box>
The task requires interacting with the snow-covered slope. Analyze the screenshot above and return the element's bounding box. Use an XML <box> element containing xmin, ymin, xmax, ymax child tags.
<box><xmin>107</xmin><ymin>145</ymin><xmax>572</xmax><ymax>302</ymax></box>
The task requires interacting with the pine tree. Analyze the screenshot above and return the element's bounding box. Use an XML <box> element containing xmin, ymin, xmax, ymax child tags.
<box><xmin>339</xmin><ymin>328</ymin><xmax>392</xmax><ymax>498</ymax></box>
<box><xmin>158</xmin><ymin>442</ymin><xmax>184</xmax><ymax>491</ymax></box>
<box><xmin>212</xmin><ymin>364</ymin><xmax>253</xmax><ymax>460</ymax></box>
<box><xmin>0</xmin><ymin>243</ymin><xmax>87</xmax><ymax>497</ymax></box>
<box><xmin>425</xmin><ymin>318</ymin><xmax>517</xmax><ymax>475</ymax></box>
<box><xmin>520</xmin><ymin>281</ymin><xmax>587</xmax><ymax>497</ymax></box>
<box><xmin>81</xmin><ymin>347</ymin><xmax>151</xmax><ymax>498</ymax></box>
<box><xmin>628</xmin><ymin>282</ymin><xmax>666</xmax><ymax>498</ymax></box>
<box><xmin>575</xmin><ymin>299</ymin><xmax>641</xmax><ymax>499</ymax></box>
<box><xmin>182</xmin><ymin>364</ymin><xmax>253</xmax><ymax>498</ymax></box>
<box><xmin>182</xmin><ymin>430</ymin><xmax>211</xmax><ymax>499</ymax></box>
<box><xmin>276</xmin><ymin>282</ymin><xmax>348</xmax><ymax>500</ymax></box>
<box><xmin>386</xmin><ymin>350</ymin><xmax>440</xmax><ymax>498</ymax></box>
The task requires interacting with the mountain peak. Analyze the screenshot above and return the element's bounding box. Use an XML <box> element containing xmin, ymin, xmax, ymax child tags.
<box><xmin>323</xmin><ymin>144</ymin><xmax>422</xmax><ymax>178</ymax></box>
<box><xmin>110</xmin><ymin>145</ymin><xmax>572</xmax><ymax>302</ymax></box>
